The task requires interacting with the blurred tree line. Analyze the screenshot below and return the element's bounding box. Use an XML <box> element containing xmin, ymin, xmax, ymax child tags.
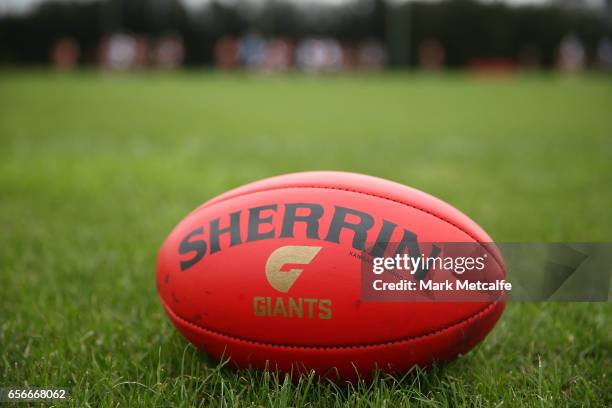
<box><xmin>0</xmin><ymin>0</ymin><xmax>608</xmax><ymax>67</ymax></box>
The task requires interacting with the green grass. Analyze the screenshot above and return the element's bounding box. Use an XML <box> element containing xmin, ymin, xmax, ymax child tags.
<box><xmin>0</xmin><ymin>70</ymin><xmax>610</xmax><ymax>407</ymax></box>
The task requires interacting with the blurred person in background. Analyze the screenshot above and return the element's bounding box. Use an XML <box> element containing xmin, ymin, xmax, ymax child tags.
<box><xmin>296</xmin><ymin>38</ymin><xmax>343</xmax><ymax>73</ymax></box>
<box><xmin>51</xmin><ymin>37</ymin><xmax>80</xmax><ymax>71</ymax></box>
<box><xmin>596</xmin><ymin>37</ymin><xmax>612</xmax><ymax>70</ymax></box>
<box><xmin>557</xmin><ymin>33</ymin><xmax>586</xmax><ymax>73</ymax></box>
<box><xmin>99</xmin><ymin>33</ymin><xmax>149</xmax><ymax>71</ymax></box>
<box><xmin>262</xmin><ymin>38</ymin><xmax>294</xmax><ymax>72</ymax></box>
<box><xmin>357</xmin><ymin>40</ymin><xmax>386</xmax><ymax>71</ymax></box>
<box><xmin>214</xmin><ymin>36</ymin><xmax>241</xmax><ymax>70</ymax></box>
<box><xmin>154</xmin><ymin>33</ymin><xmax>184</xmax><ymax>69</ymax></box>
<box><xmin>418</xmin><ymin>39</ymin><xmax>445</xmax><ymax>71</ymax></box>
<box><xmin>340</xmin><ymin>44</ymin><xmax>358</xmax><ymax>70</ymax></box>
<box><xmin>239</xmin><ymin>33</ymin><xmax>266</xmax><ymax>70</ymax></box>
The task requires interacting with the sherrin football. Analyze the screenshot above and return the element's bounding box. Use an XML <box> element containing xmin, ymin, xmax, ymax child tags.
<box><xmin>156</xmin><ymin>171</ymin><xmax>505</xmax><ymax>380</ymax></box>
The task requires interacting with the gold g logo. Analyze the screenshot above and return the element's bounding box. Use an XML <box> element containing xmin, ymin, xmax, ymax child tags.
<box><xmin>265</xmin><ymin>246</ymin><xmax>322</xmax><ymax>293</ymax></box>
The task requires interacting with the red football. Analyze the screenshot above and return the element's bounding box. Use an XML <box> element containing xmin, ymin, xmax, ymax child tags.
<box><xmin>156</xmin><ymin>171</ymin><xmax>505</xmax><ymax>380</ymax></box>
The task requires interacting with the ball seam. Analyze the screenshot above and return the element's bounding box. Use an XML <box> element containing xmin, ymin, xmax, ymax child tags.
<box><xmin>161</xmin><ymin>297</ymin><xmax>503</xmax><ymax>350</ymax></box>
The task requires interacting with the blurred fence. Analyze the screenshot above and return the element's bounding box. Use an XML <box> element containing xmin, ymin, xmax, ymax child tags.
<box><xmin>0</xmin><ymin>0</ymin><xmax>610</xmax><ymax>72</ymax></box>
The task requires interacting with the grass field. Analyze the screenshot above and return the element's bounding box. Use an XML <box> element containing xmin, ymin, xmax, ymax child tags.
<box><xmin>0</xmin><ymin>71</ymin><xmax>610</xmax><ymax>407</ymax></box>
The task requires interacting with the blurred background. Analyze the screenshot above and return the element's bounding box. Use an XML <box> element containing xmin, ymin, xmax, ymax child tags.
<box><xmin>0</xmin><ymin>0</ymin><xmax>611</xmax><ymax>73</ymax></box>
<box><xmin>1</xmin><ymin>1</ymin><xmax>611</xmax><ymax>405</ymax></box>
